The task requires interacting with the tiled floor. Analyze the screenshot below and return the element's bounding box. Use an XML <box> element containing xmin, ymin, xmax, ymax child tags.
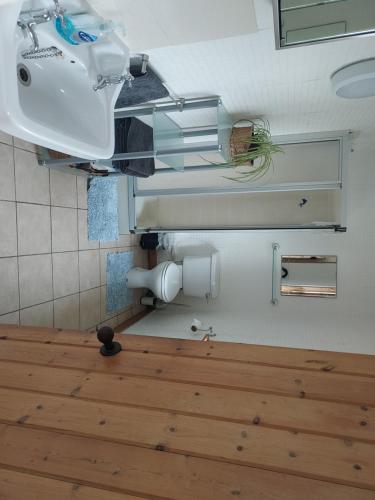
<box><xmin>0</xmin><ymin>133</ymin><xmax>148</xmax><ymax>330</ymax></box>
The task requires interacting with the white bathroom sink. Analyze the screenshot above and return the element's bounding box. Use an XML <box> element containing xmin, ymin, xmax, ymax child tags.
<box><xmin>0</xmin><ymin>0</ymin><xmax>130</xmax><ymax>159</ymax></box>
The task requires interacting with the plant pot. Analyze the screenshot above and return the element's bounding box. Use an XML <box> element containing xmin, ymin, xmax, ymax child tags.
<box><xmin>230</xmin><ymin>126</ymin><xmax>253</xmax><ymax>166</ymax></box>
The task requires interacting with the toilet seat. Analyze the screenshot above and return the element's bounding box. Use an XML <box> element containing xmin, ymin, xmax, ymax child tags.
<box><xmin>159</xmin><ymin>261</ymin><xmax>181</xmax><ymax>302</ymax></box>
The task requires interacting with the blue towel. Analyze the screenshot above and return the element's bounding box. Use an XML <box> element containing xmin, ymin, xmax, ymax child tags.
<box><xmin>106</xmin><ymin>251</ymin><xmax>134</xmax><ymax>312</ymax></box>
<box><xmin>87</xmin><ymin>177</ymin><xmax>119</xmax><ymax>241</ymax></box>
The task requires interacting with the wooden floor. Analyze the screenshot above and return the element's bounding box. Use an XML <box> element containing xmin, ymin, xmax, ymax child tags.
<box><xmin>0</xmin><ymin>325</ymin><xmax>374</xmax><ymax>499</ymax></box>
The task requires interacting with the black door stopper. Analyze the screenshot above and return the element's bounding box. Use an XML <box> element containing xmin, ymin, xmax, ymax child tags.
<box><xmin>97</xmin><ymin>326</ymin><xmax>122</xmax><ymax>356</ymax></box>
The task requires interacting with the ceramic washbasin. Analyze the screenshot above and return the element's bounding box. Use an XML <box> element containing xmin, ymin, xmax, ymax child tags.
<box><xmin>0</xmin><ymin>0</ymin><xmax>130</xmax><ymax>159</ymax></box>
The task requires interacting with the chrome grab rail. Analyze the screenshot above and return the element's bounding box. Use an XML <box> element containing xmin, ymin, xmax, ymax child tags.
<box><xmin>271</xmin><ymin>243</ymin><xmax>280</xmax><ymax>305</ymax></box>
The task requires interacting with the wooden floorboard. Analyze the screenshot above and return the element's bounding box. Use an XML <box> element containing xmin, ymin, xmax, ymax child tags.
<box><xmin>0</xmin><ymin>468</ymin><xmax>142</xmax><ymax>500</ymax></box>
<box><xmin>2</xmin><ymin>325</ymin><xmax>375</xmax><ymax>376</ymax></box>
<box><xmin>0</xmin><ymin>387</ymin><xmax>374</xmax><ymax>488</ymax></box>
<box><xmin>1</xmin><ymin>339</ymin><xmax>374</xmax><ymax>405</ymax></box>
<box><xmin>1</xmin><ymin>424</ymin><xmax>374</xmax><ymax>500</ymax></box>
<box><xmin>0</xmin><ymin>325</ymin><xmax>374</xmax><ymax>499</ymax></box>
<box><xmin>0</xmin><ymin>360</ymin><xmax>373</xmax><ymax>443</ymax></box>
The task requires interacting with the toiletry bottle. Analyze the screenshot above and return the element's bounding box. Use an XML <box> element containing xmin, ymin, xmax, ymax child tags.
<box><xmin>55</xmin><ymin>15</ymin><xmax>98</xmax><ymax>45</ymax></box>
<box><xmin>56</xmin><ymin>13</ymin><xmax>124</xmax><ymax>45</ymax></box>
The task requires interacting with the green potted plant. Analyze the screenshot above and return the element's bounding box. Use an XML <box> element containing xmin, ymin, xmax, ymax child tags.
<box><xmin>219</xmin><ymin>119</ymin><xmax>283</xmax><ymax>183</ymax></box>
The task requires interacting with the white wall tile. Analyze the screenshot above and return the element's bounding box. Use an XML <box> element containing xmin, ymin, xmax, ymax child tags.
<box><xmin>0</xmin><ymin>143</ymin><xmax>15</xmax><ymax>201</ymax></box>
<box><xmin>0</xmin><ymin>201</ymin><xmax>17</xmax><ymax>257</ymax></box>
<box><xmin>79</xmin><ymin>250</ymin><xmax>100</xmax><ymax>291</ymax></box>
<box><xmin>17</xmin><ymin>203</ymin><xmax>51</xmax><ymax>255</ymax></box>
<box><xmin>0</xmin><ymin>311</ymin><xmax>19</xmax><ymax>325</ymax></box>
<box><xmin>52</xmin><ymin>251</ymin><xmax>79</xmax><ymax>299</ymax></box>
<box><xmin>78</xmin><ymin>209</ymin><xmax>99</xmax><ymax>250</ymax></box>
<box><xmin>15</xmin><ymin>149</ymin><xmax>50</xmax><ymax>205</ymax></box>
<box><xmin>80</xmin><ymin>287</ymin><xmax>100</xmax><ymax>329</ymax></box>
<box><xmin>20</xmin><ymin>302</ymin><xmax>53</xmax><ymax>327</ymax></box>
<box><xmin>0</xmin><ymin>257</ymin><xmax>19</xmax><ymax>315</ymax></box>
<box><xmin>51</xmin><ymin>207</ymin><xmax>78</xmax><ymax>252</ymax></box>
<box><xmin>54</xmin><ymin>294</ymin><xmax>79</xmax><ymax>329</ymax></box>
<box><xmin>19</xmin><ymin>254</ymin><xmax>53</xmax><ymax>309</ymax></box>
<box><xmin>50</xmin><ymin>169</ymin><xmax>77</xmax><ymax>208</ymax></box>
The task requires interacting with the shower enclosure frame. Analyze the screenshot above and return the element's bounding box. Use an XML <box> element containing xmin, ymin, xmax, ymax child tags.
<box><xmin>128</xmin><ymin>130</ymin><xmax>350</xmax><ymax>234</ymax></box>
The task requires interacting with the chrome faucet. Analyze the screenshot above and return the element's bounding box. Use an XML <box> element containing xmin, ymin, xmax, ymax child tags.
<box><xmin>18</xmin><ymin>1</ymin><xmax>65</xmax><ymax>59</ymax></box>
<box><xmin>93</xmin><ymin>73</ymin><xmax>134</xmax><ymax>91</ymax></box>
<box><xmin>52</xmin><ymin>0</ymin><xmax>66</xmax><ymax>27</ymax></box>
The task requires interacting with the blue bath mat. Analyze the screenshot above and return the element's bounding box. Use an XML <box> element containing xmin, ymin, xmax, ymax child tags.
<box><xmin>106</xmin><ymin>251</ymin><xmax>134</xmax><ymax>313</ymax></box>
<box><xmin>87</xmin><ymin>177</ymin><xmax>119</xmax><ymax>241</ymax></box>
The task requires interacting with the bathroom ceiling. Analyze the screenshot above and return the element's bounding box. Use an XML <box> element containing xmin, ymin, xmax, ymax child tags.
<box><xmin>90</xmin><ymin>0</ymin><xmax>258</xmax><ymax>50</ymax></box>
<box><xmin>91</xmin><ymin>0</ymin><xmax>375</xmax><ymax>139</ymax></box>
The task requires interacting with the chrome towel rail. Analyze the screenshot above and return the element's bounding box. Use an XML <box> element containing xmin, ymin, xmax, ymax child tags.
<box><xmin>271</xmin><ymin>243</ymin><xmax>280</xmax><ymax>305</ymax></box>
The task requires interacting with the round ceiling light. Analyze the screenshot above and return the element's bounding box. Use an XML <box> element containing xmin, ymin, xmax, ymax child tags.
<box><xmin>331</xmin><ymin>59</ymin><xmax>375</xmax><ymax>99</ymax></box>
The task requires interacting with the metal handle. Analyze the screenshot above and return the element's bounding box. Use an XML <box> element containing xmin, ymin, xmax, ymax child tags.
<box><xmin>271</xmin><ymin>243</ymin><xmax>280</xmax><ymax>305</ymax></box>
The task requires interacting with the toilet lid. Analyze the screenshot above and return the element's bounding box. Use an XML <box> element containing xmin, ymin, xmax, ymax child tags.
<box><xmin>161</xmin><ymin>262</ymin><xmax>181</xmax><ymax>302</ymax></box>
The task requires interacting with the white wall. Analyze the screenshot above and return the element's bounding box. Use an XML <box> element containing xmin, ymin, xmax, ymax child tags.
<box><xmin>127</xmin><ymin>135</ymin><xmax>375</xmax><ymax>355</ymax></box>
<box><xmin>136</xmin><ymin>190</ymin><xmax>341</xmax><ymax>229</ymax></box>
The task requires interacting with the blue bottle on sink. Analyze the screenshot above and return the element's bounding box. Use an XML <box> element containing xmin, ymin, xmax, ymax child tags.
<box><xmin>55</xmin><ymin>14</ymin><xmax>98</xmax><ymax>45</ymax></box>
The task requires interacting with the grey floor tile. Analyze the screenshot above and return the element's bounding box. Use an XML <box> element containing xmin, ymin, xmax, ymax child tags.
<box><xmin>118</xmin><ymin>234</ymin><xmax>133</xmax><ymax>247</ymax></box>
<box><xmin>77</xmin><ymin>176</ymin><xmax>88</xmax><ymax>209</ymax></box>
<box><xmin>79</xmin><ymin>249</ymin><xmax>100</xmax><ymax>291</ymax></box>
<box><xmin>117</xmin><ymin>308</ymin><xmax>134</xmax><ymax>326</ymax></box>
<box><xmin>78</xmin><ymin>209</ymin><xmax>99</xmax><ymax>250</ymax></box>
<box><xmin>19</xmin><ymin>254</ymin><xmax>53</xmax><ymax>309</ymax></box>
<box><xmin>99</xmin><ymin>239</ymin><xmax>119</xmax><ymax>249</ymax></box>
<box><xmin>52</xmin><ymin>251</ymin><xmax>79</xmax><ymax>299</ymax></box>
<box><xmin>15</xmin><ymin>148</ymin><xmax>50</xmax><ymax>205</ymax></box>
<box><xmin>51</xmin><ymin>207</ymin><xmax>78</xmax><ymax>252</ymax></box>
<box><xmin>13</xmin><ymin>137</ymin><xmax>37</xmax><ymax>153</ymax></box>
<box><xmin>0</xmin><ymin>311</ymin><xmax>19</xmax><ymax>325</ymax></box>
<box><xmin>134</xmin><ymin>247</ymin><xmax>148</xmax><ymax>268</ymax></box>
<box><xmin>0</xmin><ymin>201</ymin><xmax>17</xmax><ymax>257</ymax></box>
<box><xmin>98</xmin><ymin>317</ymin><xmax>117</xmax><ymax>329</ymax></box>
<box><xmin>50</xmin><ymin>169</ymin><xmax>77</xmax><ymax>208</ymax></box>
<box><xmin>0</xmin><ymin>142</ymin><xmax>15</xmax><ymax>201</ymax></box>
<box><xmin>0</xmin><ymin>257</ymin><xmax>19</xmax><ymax>315</ymax></box>
<box><xmin>80</xmin><ymin>287</ymin><xmax>100</xmax><ymax>329</ymax></box>
<box><xmin>100</xmin><ymin>285</ymin><xmax>114</xmax><ymax>321</ymax></box>
<box><xmin>20</xmin><ymin>301</ymin><xmax>53</xmax><ymax>327</ymax></box>
<box><xmin>0</xmin><ymin>131</ymin><xmax>12</xmax><ymax>146</ymax></box>
<box><xmin>99</xmin><ymin>248</ymin><xmax>120</xmax><ymax>286</ymax></box>
<box><xmin>54</xmin><ymin>294</ymin><xmax>79</xmax><ymax>330</ymax></box>
<box><xmin>17</xmin><ymin>203</ymin><xmax>51</xmax><ymax>255</ymax></box>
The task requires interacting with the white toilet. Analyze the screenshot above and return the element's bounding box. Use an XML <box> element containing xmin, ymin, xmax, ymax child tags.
<box><xmin>126</xmin><ymin>253</ymin><xmax>220</xmax><ymax>303</ymax></box>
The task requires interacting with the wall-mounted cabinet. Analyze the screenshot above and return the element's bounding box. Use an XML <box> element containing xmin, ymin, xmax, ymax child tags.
<box><xmin>273</xmin><ymin>0</ymin><xmax>375</xmax><ymax>49</ymax></box>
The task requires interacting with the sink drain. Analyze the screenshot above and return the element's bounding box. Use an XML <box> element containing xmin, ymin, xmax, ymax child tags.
<box><xmin>17</xmin><ymin>64</ymin><xmax>31</xmax><ymax>87</ymax></box>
